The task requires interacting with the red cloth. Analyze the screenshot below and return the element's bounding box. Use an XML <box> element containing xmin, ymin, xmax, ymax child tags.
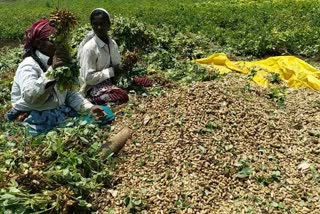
<box><xmin>89</xmin><ymin>83</ymin><xmax>129</xmax><ymax>105</ymax></box>
<box><xmin>24</xmin><ymin>19</ymin><xmax>56</xmax><ymax>50</ymax></box>
<box><xmin>108</xmin><ymin>88</ymin><xmax>129</xmax><ymax>103</ymax></box>
<box><xmin>133</xmin><ymin>77</ymin><xmax>153</xmax><ymax>87</ymax></box>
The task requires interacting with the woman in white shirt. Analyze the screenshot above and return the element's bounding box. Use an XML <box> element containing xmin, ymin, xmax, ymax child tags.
<box><xmin>78</xmin><ymin>8</ymin><xmax>129</xmax><ymax>105</ymax></box>
<box><xmin>5</xmin><ymin>18</ymin><xmax>111</xmax><ymax>135</ymax></box>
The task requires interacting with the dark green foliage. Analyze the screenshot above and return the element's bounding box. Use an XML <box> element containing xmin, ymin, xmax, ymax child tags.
<box><xmin>46</xmin><ymin>62</ymin><xmax>80</xmax><ymax>92</ymax></box>
<box><xmin>267</xmin><ymin>86</ymin><xmax>287</xmax><ymax>108</ymax></box>
<box><xmin>69</xmin><ymin>17</ymin><xmax>219</xmax><ymax>85</ymax></box>
<box><xmin>112</xmin><ymin>16</ymin><xmax>156</xmax><ymax>53</ymax></box>
<box><xmin>123</xmin><ymin>196</ymin><xmax>146</xmax><ymax>213</ymax></box>
<box><xmin>0</xmin><ymin>47</ymin><xmax>23</xmax><ymax>73</ymax></box>
<box><xmin>1</xmin><ymin>0</ymin><xmax>320</xmax><ymax>57</ymax></box>
<box><xmin>267</xmin><ymin>73</ymin><xmax>282</xmax><ymax>84</ymax></box>
<box><xmin>256</xmin><ymin>170</ymin><xmax>281</xmax><ymax>186</ymax></box>
<box><xmin>0</xmin><ymin>47</ymin><xmax>23</xmax><ymax>116</ymax></box>
<box><xmin>0</xmin><ymin>121</ymin><xmax>114</xmax><ymax>213</ymax></box>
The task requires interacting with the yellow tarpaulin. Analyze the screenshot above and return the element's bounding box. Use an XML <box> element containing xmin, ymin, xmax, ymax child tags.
<box><xmin>195</xmin><ymin>53</ymin><xmax>320</xmax><ymax>91</ymax></box>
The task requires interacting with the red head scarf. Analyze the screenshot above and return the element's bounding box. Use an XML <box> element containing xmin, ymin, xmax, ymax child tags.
<box><xmin>24</xmin><ymin>19</ymin><xmax>56</xmax><ymax>51</ymax></box>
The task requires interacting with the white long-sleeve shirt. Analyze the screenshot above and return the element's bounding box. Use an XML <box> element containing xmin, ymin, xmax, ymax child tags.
<box><xmin>78</xmin><ymin>35</ymin><xmax>121</xmax><ymax>95</ymax></box>
<box><xmin>11</xmin><ymin>54</ymin><xmax>93</xmax><ymax>112</ymax></box>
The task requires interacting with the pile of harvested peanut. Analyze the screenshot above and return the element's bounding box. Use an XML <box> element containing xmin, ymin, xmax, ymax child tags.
<box><xmin>93</xmin><ymin>73</ymin><xmax>320</xmax><ymax>213</ymax></box>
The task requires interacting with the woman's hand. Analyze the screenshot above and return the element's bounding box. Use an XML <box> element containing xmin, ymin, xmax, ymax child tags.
<box><xmin>52</xmin><ymin>56</ymin><xmax>65</xmax><ymax>69</ymax></box>
<box><xmin>114</xmin><ymin>64</ymin><xmax>125</xmax><ymax>73</ymax></box>
<box><xmin>90</xmin><ymin>106</ymin><xmax>107</xmax><ymax>121</ymax></box>
<box><xmin>52</xmin><ymin>44</ymin><xmax>71</xmax><ymax>69</ymax></box>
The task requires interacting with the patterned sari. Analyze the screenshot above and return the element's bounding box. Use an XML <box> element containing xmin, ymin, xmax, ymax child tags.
<box><xmin>88</xmin><ymin>79</ymin><xmax>129</xmax><ymax>105</ymax></box>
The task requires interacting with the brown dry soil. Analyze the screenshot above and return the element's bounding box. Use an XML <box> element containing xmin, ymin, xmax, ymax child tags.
<box><xmin>89</xmin><ymin>73</ymin><xmax>320</xmax><ymax>213</ymax></box>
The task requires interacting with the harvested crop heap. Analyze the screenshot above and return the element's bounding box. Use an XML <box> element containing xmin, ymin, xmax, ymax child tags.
<box><xmin>93</xmin><ymin>73</ymin><xmax>320</xmax><ymax>213</ymax></box>
<box><xmin>46</xmin><ymin>9</ymin><xmax>79</xmax><ymax>91</ymax></box>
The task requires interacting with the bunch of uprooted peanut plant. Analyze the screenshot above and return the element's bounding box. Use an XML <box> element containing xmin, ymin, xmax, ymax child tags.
<box><xmin>46</xmin><ymin>9</ymin><xmax>79</xmax><ymax>92</ymax></box>
<box><xmin>113</xmin><ymin>50</ymin><xmax>139</xmax><ymax>89</ymax></box>
<box><xmin>122</xmin><ymin>50</ymin><xmax>138</xmax><ymax>72</ymax></box>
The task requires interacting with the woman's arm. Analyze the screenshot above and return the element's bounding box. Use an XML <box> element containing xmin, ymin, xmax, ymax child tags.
<box><xmin>65</xmin><ymin>90</ymin><xmax>93</xmax><ymax>112</ymax></box>
<box><xmin>16</xmin><ymin>64</ymin><xmax>56</xmax><ymax>105</ymax></box>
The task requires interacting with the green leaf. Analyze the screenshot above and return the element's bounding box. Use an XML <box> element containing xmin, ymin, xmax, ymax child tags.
<box><xmin>278</xmin><ymin>202</ymin><xmax>286</xmax><ymax>209</ymax></box>
<box><xmin>123</xmin><ymin>196</ymin><xmax>131</xmax><ymax>206</ymax></box>
<box><xmin>78</xmin><ymin>199</ymin><xmax>91</xmax><ymax>207</ymax></box>
<box><xmin>198</xmin><ymin>145</ymin><xmax>207</xmax><ymax>153</ymax></box>
<box><xmin>8</xmin><ymin>187</ymin><xmax>20</xmax><ymax>194</ymax></box>
<box><xmin>0</xmin><ymin>193</ymin><xmax>16</xmax><ymax>200</ymax></box>
<box><xmin>236</xmin><ymin>167</ymin><xmax>252</xmax><ymax>178</ymax></box>
<box><xmin>79</xmin><ymin>120</ymin><xmax>88</xmax><ymax>126</ymax></box>
<box><xmin>270</xmin><ymin>201</ymin><xmax>279</xmax><ymax>207</ymax></box>
<box><xmin>63</xmin><ymin>168</ymin><xmax>69</xmax><ymax>176</ymax></box>
<box><xmin>225</xmin><ymin>145</ymin><xmax>233</xmax><ymax>151</ymax></box>
<box><xmin>79</xmin><ymin>136</ymin><xmax>89</xmax><ymax>144</ymax></box>
<box><xmin>133</xmin><ymin>199</ymin><xmax>142</xmax><ymax>206</ymax></box>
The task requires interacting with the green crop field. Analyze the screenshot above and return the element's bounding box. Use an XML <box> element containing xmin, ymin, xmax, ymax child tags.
<box><xmin>1</xmin><ymin>0</ymin><xmax>320</xmax><ymax>56</ymax></box>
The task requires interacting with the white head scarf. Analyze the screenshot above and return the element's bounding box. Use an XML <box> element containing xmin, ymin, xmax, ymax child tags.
<box><xmin>77</xmin><ymin>8</ymin><xmax>111</xmax><ymax>60</ymax></box>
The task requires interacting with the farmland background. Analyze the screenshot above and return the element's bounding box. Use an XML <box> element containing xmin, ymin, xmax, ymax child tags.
<box><xmin>1</xmin><ymin>0</ymin><xmax>320</xmax><ymax>213</ymax></box>
<box><xmin>1</xmin><ymin>0</ymin><xmax>320</xmax><ymax>56</ymax></box>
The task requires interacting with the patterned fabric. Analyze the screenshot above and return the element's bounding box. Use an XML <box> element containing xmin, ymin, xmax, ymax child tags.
<box><xmin>133</xmin><ymin>77</ymin><xmax>153</xmax><ymax>87</ymax></box>
<box><xmin>20</xmin><ymin>105</ymin><xmax>115</xmax><ymax>135</ymax></box>
<box><xmin>23</xmin><ymin>105</ymin><xmax>77</xmax><ymax>135</ymax></box>
<box><xmin>89</xmin><ymin>80</ymin><xmax>129</xmax><ymax>105</ymax></box>
<box><xmin>24</xmin><ymin>19</ymin><xmax>56</xmax><ymax>51</ymax></box>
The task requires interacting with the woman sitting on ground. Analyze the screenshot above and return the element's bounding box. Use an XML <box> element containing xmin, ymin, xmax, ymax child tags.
<box><xmin>78</xmin><ymin>8</ymin><xmax>153</xmax><ymax>105</ymax></box>
<box><xmin>77</xmin><ymin>8</ymin><xmax>129</xmax><ymax>105</ymax></box>
<box><xmin>5</xmin><ymin>18</ymin><xmax>131</xmax><ymax>154</ymax></box>
<box><xmin>5</xmin><ymin>18</ymin><xmax>113</xmax><ymax>135</ymax></box>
